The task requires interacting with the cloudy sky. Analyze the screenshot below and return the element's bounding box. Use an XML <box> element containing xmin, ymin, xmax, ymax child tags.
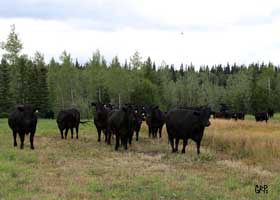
<box><xmin>0</xmin><ymin>0</ymin><xmax>280</xmax><ymax>68</ymax></box>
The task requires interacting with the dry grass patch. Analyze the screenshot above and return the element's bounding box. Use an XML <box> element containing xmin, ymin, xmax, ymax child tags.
<box><xmin>0</xmin><ymin>118</ymin><xmax>280</xmax><ymax>199</ymax></box>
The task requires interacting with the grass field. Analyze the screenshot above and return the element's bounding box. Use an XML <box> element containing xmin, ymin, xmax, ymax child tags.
<box><xmin>0</xmin><ymin>116</ymin><xmax>279</xmax><ymax>200</ymax></box>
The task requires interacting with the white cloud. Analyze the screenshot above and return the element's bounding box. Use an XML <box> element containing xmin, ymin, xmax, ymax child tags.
<box><xmin>1</xmin><ymin>1</ymin><xmax>280</xmax><ymax>68</ymax></box>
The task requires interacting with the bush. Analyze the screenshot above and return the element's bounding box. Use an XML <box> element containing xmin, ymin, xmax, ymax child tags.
<box><xmin>0</xmin><ymin>112</ymin><xmax>9</xmax><ymax>118</ymax></box>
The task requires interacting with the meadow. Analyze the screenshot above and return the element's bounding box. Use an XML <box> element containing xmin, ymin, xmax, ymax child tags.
<box><xmin>0</xmin><ymin>116</ymin><xmax>279</xmax><ymax>200</ymax></box>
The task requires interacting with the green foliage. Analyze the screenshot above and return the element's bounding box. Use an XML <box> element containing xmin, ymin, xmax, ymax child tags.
<box><xmin>129</xmin><ymin>50</ymin><xmax>142</xmax><ymax>69</ymax></box>
<box><xmin>0</xmin><ymin>24</ymin><xmax>23</xmax><ymax>65</ymax></box>
<box><xmin>1</xmin><ymin>26</ymin><xmax>280</xmax><ymax>117</ymax></box>
<box><xmin>0</xmin><ymin>58</ymin><xmax>12</xmax><ymax>112</ymax></box>
<box><xmin>130</xmin><ymin>78</ymin><xmax>159</xmax><ymax>106</ymax></box>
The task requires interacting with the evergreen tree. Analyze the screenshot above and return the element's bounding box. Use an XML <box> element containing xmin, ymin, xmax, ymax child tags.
<box><xmin>179</xmin><ymin>63</ymin><xmax>184</xmax><ymax>77</ymax></box>
<box><xmin>0</xmin><ymin>58</ymin><xmax>12</xmax><ymax>113</ymax></box>
<box><xmin>124</xmin><ymin>59</ymin><xmax>128</xmax><ymax>69</ymax></box>
<box><xmin>14</xmin><ymin>55</ymin><xmax>37</xmax><ymax>104</ymax></box>
<box><xmin>143</xmin><ymin>57</ymin><xmax>154</xmax><ymax>83</ymax></box>
<box><xmin>152</xmin><ymin>62</ymin><xmax>156</xmax><ymax>71</ymax></box>
<box><xmin>111</xmin><ymin>56</ymin><xmax>121</xmax><ymax>68</ymax></box>
<box><xmin>170</xmin><ymin>65</ymin><xmax>177</xmax><ymax>82</ymax></box>
<box><xmin>33</xmin><ymin>52</ymin><xmax>50</xmax><ymax>115</ymax></box>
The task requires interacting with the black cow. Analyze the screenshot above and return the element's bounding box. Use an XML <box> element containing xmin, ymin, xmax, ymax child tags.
<box><xmin>267</xmin><ymin>108</ymin><xmax>274</xmax><ymax>118</ymax></box>
<box><xmin>144</xmin><ymin>106</ymin><xmax>165</xmax><ymax>138</ymax></box>
<box><xmin>165</xmin><ymin>106</ymin><xmax>211</xmax><ymax>154</ymax></box>
<box><xmin>107</xmin><ymin>106</ymin><xmax>135</xmax><ymax>150</ymax></box>
<box><xmin>254</xmin><ymin>112</ymin><xmax>268</xmax><ymax>123</ymax></box>
<box><xmin>232</xmin><ymin>112</ymin><xmax>245</xmax><ymax>120</ymax></box>
<box><xmin>213</xmin><ymin>111</ymin><xmax>232</xmax><ymax>119</ymax></box>
<box><xmin>91</xmin><ymin>102</ymin><xmax>112</xmax><ymax>143</ymax></box>
<box><xmin>128</xmin><ymin>105</ymin><xmax>145</xmax><ymax>144</ymax></box>
<box><xmin>57</xmin><ymin>108</ymin><xmax>80</xmax><ymax>139</ymax></box>
<box><xmin>44</xmin><ymin>110</ymin><xmax>55</xmax><ymax>119</ymax></box>
<box><xmin>8</xmin><ymin>104</ymin><xmax>38</xmax><ymax>149</ymax></box>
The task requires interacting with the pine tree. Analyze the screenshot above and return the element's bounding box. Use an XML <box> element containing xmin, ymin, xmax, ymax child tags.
<box><xmin>33</xmin><ymin>52</ymin><xmax>50</xmax><ymax>115</ymax></box>
<box><xmin>170</xmin><ymin>65</ymin><xmax>177</xmax><ymax>82</ymax></box>
<box><xmin>143</xmin><ymin>57</ymin><xmax>154</xmax><ymax>82</ymax></box>
<box><xmin>111</xmin><ymin>56</ymin><xmax>121</xmax><ymax>68</ymax></box>
<box><xmin>15</xmin><ymin>55</ymin><xmax>30</xmax><ymax>104</ymax></box>
<box><xmin>124</xmin><ymin>59</ymin><xmax>128</xmax><ymax>69</ymax></box>
<box><xmin>0</xmin><ymin>58</ymin><xmax>12</xmax><ymax>113</ymax></box>
<box><xmin>179</xmin><ymin>63</ymin><xmax>184</xmax><ymax>77</ymax></box>
<box><xmin>152</xmin><ymin>62</ymin><xmax>156</xmax><ymax>71</ymax></box>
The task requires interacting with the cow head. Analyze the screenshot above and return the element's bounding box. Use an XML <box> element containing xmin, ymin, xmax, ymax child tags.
<box><xmin>194</xmin><ymin>106</ymin><xmax>211</xmax><ymax>127</ymax></box>
<box><xmin>17</xmin><ymin>104</ymin><xmax>38</xmax><ymax>126</ymax></box>
<box><xmin>91</xmin><ymin>102</ymin><xmax>106</xmax><ymax>112</ymax></box>
<box><xmin>144</xmin><ymin>105</ymin><xmax>158</xmax><ymax>117</ymax></box>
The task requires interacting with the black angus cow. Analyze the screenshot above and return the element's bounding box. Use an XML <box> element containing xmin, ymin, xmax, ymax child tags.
<box><xmin>107</xmin><ymin>106</ymin><xmax>135</xmax><ymax>150</ymax></box>
<box><xmin>44</xmin><ymin>110</ymin><xmax>55</xmax><ymax>119</ymax></box>
<box><xmin>57</xmin><ymin>108</ymin><xmax>81</xmax><ymax>139</ymax></box>
<box><xmin>254</xmin><ymin>112</ymin><xmax>269</xmax><ymax>123</ymax></box>
<box><xmin>91</xmin><ymin>102</ymin><xmax>113</xmax><ymax>143</ymax></box>
<box><xmin>8</xmin><ymin>104</ymin><xmax>38</xmax><ymax>149</ymax></box>
<box><xmin>213</xmin><ymin>111</ymin><xmax>232</xmax><ymax>119</ymax></box>
<box><xmin>267</xmin><ymin>108</ymin><xmax>274</xmax><ymax>118</ymax></box>
<box><xmin>128</xmin><ymin>105</ymin><xmax>145</xmax><ymax>144</ymax></box>
<box><xmin>144</xmin><ymin>106</ymin><xmax>165</xmax><ymax>138</ymax></box>
<box><xmin>165</xmin><ymin>106</ymin><xmax>211</xmax><ymax>154</ymax></box>
<box><xmin>232</xmin><ymin>112</ymin><xmax>245</xmax><ymax>120</ymax></box>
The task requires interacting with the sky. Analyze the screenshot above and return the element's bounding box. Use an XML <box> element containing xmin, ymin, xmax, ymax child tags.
<box><xmin>1</xmin><ymin>0</ymin><xmax>280</xmax><ymax>68</ymax></box>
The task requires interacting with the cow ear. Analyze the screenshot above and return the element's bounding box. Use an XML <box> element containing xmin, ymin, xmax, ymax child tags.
<box><xmin>153</xmin><ymin>105</ymin><xmax>159</xmax><ymax>109</ymax></box>
<box><xmin>193</xmin><ymin>111</ymin><xmax>200</xmax><ymax>116</ymax></box>
<box><xmin>91</xmin><ymin>102</ymin><xmax>96</xmax><ymax>106</ymax></box>
<box><xmin>17</xmin><ymin>105</ymin><xmax>24</xmax><ymax>112</ymax></box>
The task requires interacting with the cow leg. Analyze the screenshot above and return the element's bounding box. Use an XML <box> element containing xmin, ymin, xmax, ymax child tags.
<box><xmin>129</xmin><ymin>131</ymin><xmax>133</xmax><ymax>145</ymax></box>
<box><xmin>76</xmin><ymin>125</ymin><xmax>79</xmax><ymax>139</ymax></box>
<box><xmin>182</xmin><ymin>139</ymin><xmax>188</xmax><ymax>153</ymax></box>
<box><xmin>175</xmin><ymin>138</ymin><xmax>179</xmax><ymax>153</ymax></box>
<box><xmin>104</xmin><ymin>130</ymin><xmax>107</xmax><ymax>142</ymax></box>
<box><xmin>196</xmin><ymin>141</ymin><xmax>201</xmax><ymax>155</ymax></box>
<box><xmin>71</xmin><ymin>128</ymin><xmax>74</xmax><ymax>139</ymax></box>
<box><xmin>65</xmin><ymin>128</ymin><xmax>69</xmax><ymax>139</ymax></box>
<box><xmin>60</xmin><ymin>129</ymin><xmax>64</xmax><ymax>139</ymax></box>
<box><xmin>107</xmin><ymin>130</ymin><xmax>111</xmax><ymax>145</ymax></box>
<box><xmin>19</xmin><ymin>132</ymin><xmax>25</xmax><ymax>149</ymax></box>
<box><xmin>136</xmin><ymin>130</ymin><xmax>139</xmax><ymax>141</ymax></box>
<box><xmin>156</xmin><ymin>128</ymin><xmax>159</xmax><ymax>138</ymax></box>
<box><xmin>159</xmin><ymin>127</ymin><xmax>162</xmax><ymax>138</ymax></box>
<box><xmin>97</xmin><ymin>128</ymin><xmax>101</xmax><ymax>142</ymax></box>
<box><xmin>13</xmin><ymin>130</ymin><xmax>17</xmax><ymax>147</ymax></box>
<box><xmin>148</xmin><ymin>127</ymin><xmax>152</xmax><ymax>138</ymax></box>
<box><xmin>122</xmin><ymin>136</ymin><xmax>128</xmax><ymax>150</ymax></box>
<box><xmin>155</xmin><ymin>128</ymin><xmax>158</xmax><ymax>138</ymax></box>
<box><xmin>30</xmin><ymin>132</ymin><xmax>35</xmax><ymax>150</ymax></box>
<box><xmin>115</xmin><ymin>134</ymin><xmax>120</xmax><ymax>151</ymax></box>
<box><xmin>169</xmin><ymin>136</ymin><xmax>175</xmax><ymax>152</ymax></box>
<box><xmin>152</xmin><ymin>128</ymin><xmax>156</xmax><ymax>138</ymax></box>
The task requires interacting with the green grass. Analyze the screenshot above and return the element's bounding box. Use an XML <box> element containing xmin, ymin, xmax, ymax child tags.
<box><xmin>0</xmin><ymin>118</ymin><xmax>279</xmax><ymax>199</ymax></box>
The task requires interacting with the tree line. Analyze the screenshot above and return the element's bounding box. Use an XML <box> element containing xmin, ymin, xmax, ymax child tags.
<box><xmin>1</xmin><ymin>25</ymin><xmax>280</xmax><ymax>118</ymax></box>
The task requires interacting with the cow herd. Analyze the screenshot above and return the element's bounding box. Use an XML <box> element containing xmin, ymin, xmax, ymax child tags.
<box><xmin>6</xmin><ymin>103</ymin><xmax>274</xmax><ymax>154</ymax></box>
